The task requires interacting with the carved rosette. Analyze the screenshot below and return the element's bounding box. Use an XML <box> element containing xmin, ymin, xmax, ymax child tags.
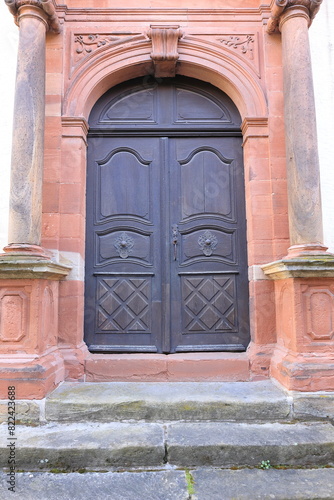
<box><xmin>114</xmin><ymin>232</ymin><xmax>134</xmax><ymax>259</ymax></box>
<box><xmin>198</xmin><ymin>230</ymin><xmax>218</xmax><ymax>257</ymax></box>
<box><xmin>147</xmin><ymin>25</ymin><xmax>183</xmax><ymax>78</ymax></box>
<box><xmin>267</xmin><ymin>0</ymin><xmax>323</xmax><ymax>34</ymax></box>
<box><xmin>5</xmin><ymin>0</ymin><xmax>61</xmax><ymax>33</ymax></box>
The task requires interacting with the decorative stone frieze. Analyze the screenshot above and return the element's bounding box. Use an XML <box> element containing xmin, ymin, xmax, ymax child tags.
<box><xmin>267</xmin><ymin>0</ymin><xmax>323</xmax><ymax>34</ymax></box>
<box><xmin>74</xmin><ymin>34</ymin><xmax>124</xmax><ymax>56</ymax></box>
<box><xmin>147</xmin><ymin>25</ymin><xmax>182</xmax><ymax>78</ymax></box>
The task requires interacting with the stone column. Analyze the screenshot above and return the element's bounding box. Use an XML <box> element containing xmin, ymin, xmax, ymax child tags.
<box><xmin>4</xmin><ymin>0</ymin><xmax>60</xmax><ymax>253</ymax></box>
<box><xmin>263</xmin><ymin>0</ymin><xmax>334</xmax><ymax>392</ymax></box>
<box><xmin>0</xmin><ymin>2</ymin><xmax>69</xmax><ymax>400</ymax></box>
<box><xmin>268</xmin><ymin>0</ymin><xmax>325</xmax><ymax>256</ymax></box>
<box><xmin>280</xmin><ymin>1</ymin><xmax>325</xmax><ymax>254</ymax></box>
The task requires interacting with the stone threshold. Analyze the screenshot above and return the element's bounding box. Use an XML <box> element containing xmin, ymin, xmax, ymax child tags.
<box><xmin>84</xmin><ymin>351</ymin><xmax>251</xmax><ymax>382</ymax></box>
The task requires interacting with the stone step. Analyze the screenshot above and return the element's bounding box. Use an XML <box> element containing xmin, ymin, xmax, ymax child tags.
<box><xmin>167</xmin><ymin>421</ymin><xmax>334</xmax><ymax>467</ymax></box>
<box><xmin>45</xmin><ymin>380</ymin><xmax>291</xmax><ymax>423</ymax></box>
<box><xmin>2</xmin><ymin>469</ymin><xmax>334</xmax><ymax>500</ymax></box>
<box><xmin>1</xmin><ymin>421</ymin><xmax>334</xmax><ymax>471</ymax></box>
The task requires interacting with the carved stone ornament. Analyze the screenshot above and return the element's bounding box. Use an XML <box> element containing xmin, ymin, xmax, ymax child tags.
<box><xmin>5</xmin><ymin>0</ymin><xmax>61</xmax><ymax>33</ymax></box>
<box><xmin>267</xmin><ymin>0</ymin><xmax>323</xmax><ymax>34</ymax></box>
<box><xmin>198</xmin><ymin>230</ymin><xmax>218</xmax><ymax>257</ymax></box>
<box><xmin>219</xmin><ymin>35</ymin><xmax>254</xmax><ymax>60</ymax></box>
<box><xmin>114</xmin><ymin>232</ymin><xmax>134</xmax><ymax>259</ymax></box>
<box><xmin>74</xmin><ymin>34</ymin><xmax>130</xmax><ymax>55</ymax></box>
<box><xmin>147</xmin><ymin>25</ymin><xmax>183</xmax><ymax>78</ymax></box>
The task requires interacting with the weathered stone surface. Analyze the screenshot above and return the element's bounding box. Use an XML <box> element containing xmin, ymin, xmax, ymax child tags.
<box><xmin>167</xmin><ymin>422</ymin><xmax>334</xmax><ymax>467</ymax></box>
<box><xmin>45</xmin><ymin>380</ymin><xmax>290</xmax><ymax>422</ymax></box>
<box><xmin>293</xmin><ymin>392</ymin><xmax>334</xmax><ymax>420</ymax></box>
<box><xmin>8</xmin><ymin>5</ymin><xmax>48</xmax><ymax>246</ymax></box>
<box><xmin>1</xmin><ymin>468</ymin><xmax>334</xmax><ymax>500</ymax></box>
<box><xmin>0</xmin><ymin>400</ymin><xmax>41</xmax><ymax>424</ymax></box>
<box><xmin>280</xmin><ymin>7</ymin><xmax>323</xmax><ymax>247</ymax></box>
<box><xmin>0</xmin><ymin>422</ymin><xmax>165</xmax><ymax>470</ymax></box>
<box><xmin>0</xmin><ymin>254</ymin><xmax>71</xmax><ymax>279</ymax></box>
<box><xmin>0</xmin><ymin>471</ymin><xmax>189</xmax><ymax>500</ymax></box>
<box><xmin>192</xmin><ymin>468</ymin><xmax>334</xmax><ymax>500</ymax></box>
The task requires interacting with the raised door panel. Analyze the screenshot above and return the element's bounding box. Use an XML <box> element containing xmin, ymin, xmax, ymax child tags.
<box><xmin>98</xmin><ymin>149</ymin><xmax>150</xmax><ymax>221</ymax></box>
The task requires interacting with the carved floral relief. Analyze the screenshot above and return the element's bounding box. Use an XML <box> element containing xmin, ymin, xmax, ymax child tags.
<box><xmin>219</xmin><ymin>35</ymin><xmax>255</xmax><ymax>60</ymax></box>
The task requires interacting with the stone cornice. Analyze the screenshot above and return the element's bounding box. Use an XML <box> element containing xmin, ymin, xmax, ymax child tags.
<box><xmin>5</xmin><ymin>0</ymin><xmax>61</xmax><ymax>33</ymax></box>
<box><xmin>0</xmin><ymin>256</ymin><xmax>71</xmax><ymax>280</ymax></box>
<box><xmin>267</xmin><ymin>0</ymin><xmax>323</xmax><ymax>34</ymax></box>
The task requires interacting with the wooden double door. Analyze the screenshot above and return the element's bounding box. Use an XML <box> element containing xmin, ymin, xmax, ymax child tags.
<box><xmin>84</xmin><ymin>77</ymin><xmax>250</xmax><ymax>353</ymax></box>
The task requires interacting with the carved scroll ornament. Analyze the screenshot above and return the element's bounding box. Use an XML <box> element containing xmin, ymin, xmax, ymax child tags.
<box><xmin>267</xmin><ymin>0</ymin><xmax>323</xmax><ymax>34</ymax></box>
<box><xmin>5</xmin><ymin>0</ymin><xmax>60</xmax><ymax>33</ymax></box>
<box><xmin>219</xmin><ymin>35</ymin><xmax>254</xmax><ymax>60</ymax></box>
<box><xmin>147</xmin><ymin>25</ymin><xmax>183</xmax><ymax>78</ymax></box>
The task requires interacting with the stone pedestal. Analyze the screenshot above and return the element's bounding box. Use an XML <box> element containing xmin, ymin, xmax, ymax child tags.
<box><xmin>263</xmin><ymin>259</ymin><xmax>334</xmax><ymax>391</ymax></box>
<box><xmin>0</xmin><ymin>247</ymin><xmax>70</xmax><ymax>398</ymax></box>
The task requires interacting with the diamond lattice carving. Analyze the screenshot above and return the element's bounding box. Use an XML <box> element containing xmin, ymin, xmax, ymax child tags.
<box><xmin>182</xmin><ymin>275</ymin><xmax>237</xmax><ymax>333</ymax></box>
<box><xmin>97</xmin><ymin>278</ymin><xmax>151</xmax><ymax>333</ymax></box>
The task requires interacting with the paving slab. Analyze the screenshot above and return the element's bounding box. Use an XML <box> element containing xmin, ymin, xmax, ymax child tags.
<box><xmin>192</xmin><ymin>468</ymin><xmax>334</xmax><ymax>500</ymax></box>
<box><xmin>45</xmin><ymin>380</ymin><xmax>291</xmax><ymax>423</ymax></box>
<box><xmin>167</xmin><ymin>422</ymin><xmax>334</xmax><ymax>467</ymax></box>
<box><xmin>0</xmin><ymin>422</ymin><xmax>165</xmax><ymax>470</ymax></box>
<box><xmin>0</xmin><ymin>471</ymin><xmax>189</xmax><ymax>500</ymax></box>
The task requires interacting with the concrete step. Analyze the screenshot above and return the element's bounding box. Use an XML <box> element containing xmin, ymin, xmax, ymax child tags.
<box><xmin>2</xmin><ymin>469</ymin><xmax>334</xmax><ymax>500</ymax></box>
<box><xmin>1</xmin><ymin>421</ymin><xmax>334</xmax><ymax>470</ymax></box>
<box><xmin>45</xmin><ymin>380</ymin><xmax>291</xmax><ymax>423</ymax></box>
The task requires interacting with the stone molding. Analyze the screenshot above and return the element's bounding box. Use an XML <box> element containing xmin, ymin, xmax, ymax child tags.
<box><xmin>0</xmin><ymin>249</ymin><xmax>71</xmax><ymax>280</ymax></box>
<box><xmin>241</xmin><ymin>117</ymin><xmax>269</xmax><ymax>145</ymax></box>
<box><xmin>147</xmin><ymin>25</ymin><xmax>183</xmax><ymax>78</ymax></box>
<box><xmin>267</xmin><ymin>0</ymin><xmax>323</xmax><ymax>34</ymax></box>
<box><xmin>0</xmin><ymin>260</ymin><xmax>71</xmax><ymax>280</ymax></box>
<box><xmin>5</xmin><ymin>0</ymin><xmax>61</xmax><ymax>33</ymax></box>
<box><xmin>61</xmin><ymin>116</ymin><xmax>89</xmax><ymax>145</ymax></box>
<box><xmin>262</xmin><ymin>255</ymin><xmax>334</xmax><ymax>279</ymax></box>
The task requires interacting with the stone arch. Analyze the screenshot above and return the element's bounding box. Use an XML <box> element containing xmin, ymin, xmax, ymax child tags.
<box><xmin>63</xmin><ymin>39</ymin><xmax>268</xmax><ymax>121</ymax></box>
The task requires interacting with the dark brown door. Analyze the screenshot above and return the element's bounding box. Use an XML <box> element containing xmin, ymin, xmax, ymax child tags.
<box><xmin>85</xmin><ymin>77</ymin><xmax>249</xmax><ymax>353</ymax></box>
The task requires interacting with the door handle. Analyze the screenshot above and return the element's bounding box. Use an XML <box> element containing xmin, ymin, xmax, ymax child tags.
<box><xmin>172</xmin><ymin>224</ymin><xmax>178</xmax><ymax>261</ymax></box>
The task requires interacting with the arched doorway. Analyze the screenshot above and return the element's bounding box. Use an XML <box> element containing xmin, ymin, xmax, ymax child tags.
<box><xmin>84</xmin><ymin>76</ymin><xmax>249</xmax><ymax>353</ymax></box>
